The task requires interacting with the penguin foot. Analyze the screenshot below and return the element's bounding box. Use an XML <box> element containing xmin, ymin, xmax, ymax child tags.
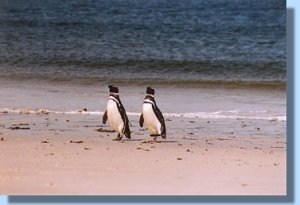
<box><xmin>150</xmin><ymin>134</ymin><xmax>160</xmax><ymax>137</ymax></box>
<box><xmin>150</xmin><ymin>134</ymin><xmax>162</xmax><ymax>141</ymax></box>
<box><xmin>113</xmin><ymin>135</ymin><xmax>122</xmax><ymax>141</ymax></box>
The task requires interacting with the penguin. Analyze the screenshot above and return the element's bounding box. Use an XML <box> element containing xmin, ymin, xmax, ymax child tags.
<box><xmin>139</xmin><ymin>87</ymin><xmax>166</xmax><ymax>141</ymax></box>
<box><xmin>102</xmin><ymin>85</ymin><xmax>131</xmax><ymax>141</ymax></box>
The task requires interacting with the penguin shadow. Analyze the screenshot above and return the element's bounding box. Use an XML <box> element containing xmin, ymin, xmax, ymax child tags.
<box><xmin>158</xmin><ymin>140</ymin><xmax>177</xmax><ymax>143</ymax></box>
<box><xmin>124</xmin><ymin>138</ymin><xmax>144</xmax><ymax>142</ymax></box>
<box><xmin>139</xmin><ymin>139</ymin><xmax>177</xmax><ymax>144</ymax></box>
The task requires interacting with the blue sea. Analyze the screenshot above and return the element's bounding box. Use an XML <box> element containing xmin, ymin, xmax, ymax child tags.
<box><xmin>0</xmin><ymin>0</ymin><xmax>286</xmax><ymax>124</ymax></box>
<box><xmin>0</xmin><ymin>0</ymin><xmax>286</xmax><ymax>86</ymax></box>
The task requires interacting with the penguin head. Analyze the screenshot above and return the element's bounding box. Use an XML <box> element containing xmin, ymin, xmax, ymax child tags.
<box><xmin>108</xmin><ymin>85</ymin><xmax>119</xmax><ymax>94</ymax></box>
<box><xmin>146</xmin><ymin>87</ymin><xmax>155</xmax><ymax>95</ymax></box>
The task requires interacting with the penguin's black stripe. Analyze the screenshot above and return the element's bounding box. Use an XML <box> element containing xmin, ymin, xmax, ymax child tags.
<box><xmin>143</xmin><ymin>101</ymin><xmax>154</xmax><ymax>105</ymax></box>
<box><xmin>108</xmin><ymin>96</ymin><xmax>120</xmax><ymax>106</ymax></box>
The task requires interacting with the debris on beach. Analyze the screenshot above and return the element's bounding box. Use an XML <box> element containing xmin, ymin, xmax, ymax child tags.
<box><xmin>0</xmin><ymin>137</ymin><xmax>5</xmax><ymax>141</ymax></box>
<box><xmin>186</xmin><ymin>149</ymin><xmax>193</xmax><ymax>153</ymax></box>
<box><xmin>41</xmin><ymin>140</ymin><xmax>49</xmax><ymax>143</ymax></box>
<box><xmin>84</xmin><ymin>147</ymin><xmax>91</xmax><ymax>150</ymax></box>
<box><xmin>189</xmin><ymin>120</ymin><xmax>195</xmax><ymax>123</ymax></box>
<box><xmin>177</xmin><ymin>157</ymin><xmax>183</xmax><ymax>160</ymax></box>
<box><xmin>79</xmin><ymin>108</ymin><xmax>88</xmax><ymax>113</ymax></box>
<box><xmin>216</xmin><ymin>138</ymin><xmax>230</xmax><ymax>141</ymax></box>
<box><xmin>95</xmin><ymin>128</ymin><xmax>116</xmax><ymax>133</ymax></box>
<box><xmin>177</xmin><ymin>143</ymin><xmax>183</xmax><ymax>146</ymax></box>
<box><xmin>270</xmin><ymin>146</ymin><xmax>285</xmax><ymax>149</ymax></box>
<box><xmin>136</xmin><ymin>147</ymin><xmax>149</xmax><ymax>151</ymax></box>
<box><xmin>36</xmin><ymin>109</ymin><xmax>50</xmax><ymax>114</ymax></box>
<box><xmin>8</xmin><ymin>126</ymin><xmax>31</xmax><ymax>130</ymax></box>
<box><xmin>141</xmin><ymin>140</ymin><xmax>160</xmax><ymax>144</ymax></box>
<box><xmin>70</xmin><ymin>140</ymin><xmax>84</xmax><ymax>143</ymax></box>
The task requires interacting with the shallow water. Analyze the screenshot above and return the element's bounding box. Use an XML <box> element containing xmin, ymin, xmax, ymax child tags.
<box><xmin>0</xmin><ymin>81</ymin><xmax>286</xmax><ymax>122</ymax></box>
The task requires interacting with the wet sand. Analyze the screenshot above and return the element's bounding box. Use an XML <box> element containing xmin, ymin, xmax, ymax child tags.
<box><xmin>0</xmin><ymin>112</ymin><xmax>286</xmax><ymax>195</ymax></box>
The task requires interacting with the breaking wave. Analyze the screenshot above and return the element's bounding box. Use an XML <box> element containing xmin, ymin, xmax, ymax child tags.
<box><xmin>0</xmin><ymin>108</ymin><xmax>286</xmax><ymax>122</ymax></box>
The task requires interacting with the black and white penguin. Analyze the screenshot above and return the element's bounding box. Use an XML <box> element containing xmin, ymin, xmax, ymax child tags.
<box><xmin>139</xmin><ymin>87</ymin><xmax>166</xmax><ymax>140</ymax></box>
<box><xmin>102</xmin><ymin>85</ymin><xmax>131</xmax><ymax>141</ymax></box>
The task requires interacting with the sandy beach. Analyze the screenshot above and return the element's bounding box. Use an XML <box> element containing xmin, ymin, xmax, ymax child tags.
<box><xmin>0</xmin><ymin>112</ymin><xmax>286</xmax><ymax>195</ymax></box>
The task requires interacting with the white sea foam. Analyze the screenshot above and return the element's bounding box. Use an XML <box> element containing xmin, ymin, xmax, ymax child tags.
<box><xmin>163</xmin><ymin>112</ymin><xmax>286</xmax><ymax>121</ymax></box>
<box><xmin>0</xmin><ymin>108</ymin><xmax>286</xmax><ymax>122</ymax></box>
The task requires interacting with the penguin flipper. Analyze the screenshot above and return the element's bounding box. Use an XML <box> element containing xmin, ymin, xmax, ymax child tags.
<box><xmin>102</xmin><ymin>110</ymin><xmax>107</xmax><ymax>124</ymax></box>
<box><xmin>161</xmin><ymin>129</ymin><xmax>166</xmax><ymax>139</ymax></box>
<box><xmin>152</xmin><ymin>105</ymin><xmax>166</xmax><ymax>138</ymax></box>
<box><xmin>115</xmin><ymin>96</ymin><xmax>131</xmax><ymax>139</ymax></box>
<box><xmin>139</xmin><ymin>114</ymin><xmax>144</xmax><ymax>127</ymax></box>
<box><xmin>124</xmin><ymin>125</ymin><xmax>131</xmax><ymax>139</ymax></box>
<box><xmin>122</xmin><ymin>111</ymin><xmax>131</xmax><ymax>139</ymax></box>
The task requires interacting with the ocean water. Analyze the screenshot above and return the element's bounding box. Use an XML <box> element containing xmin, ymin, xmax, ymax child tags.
<box><xmin>0</xmin><ymin>0</ymin><xmax>286</xmax><ymax>85</ymax></box>
<box><xmin>0</xmin><ymin>0</ymin><xmax>286</xmax><ymax>124</ymax></box>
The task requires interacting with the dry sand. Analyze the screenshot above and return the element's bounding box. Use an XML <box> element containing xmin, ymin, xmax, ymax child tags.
<box><xmin>0</xmin><ymin>112</ymin><xmax>286</xmax><ymax>195</ymax></box>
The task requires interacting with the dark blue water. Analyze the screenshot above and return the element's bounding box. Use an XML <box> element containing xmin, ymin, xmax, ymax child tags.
<box><xmin>0</xmin><ymin>0</ymin><xmax>286</xmax><ymax>85</ymax></box>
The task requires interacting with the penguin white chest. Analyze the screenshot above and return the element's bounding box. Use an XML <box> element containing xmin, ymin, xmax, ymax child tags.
<box><xmin>143</xmin><ymin>103</ymin><xmax>161</xmax><ymax>135</ymax></box>
<box><xmin>107</xmin><ymin>99</ymin><xmax>124</xmax><ymax>134</ymax></box>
